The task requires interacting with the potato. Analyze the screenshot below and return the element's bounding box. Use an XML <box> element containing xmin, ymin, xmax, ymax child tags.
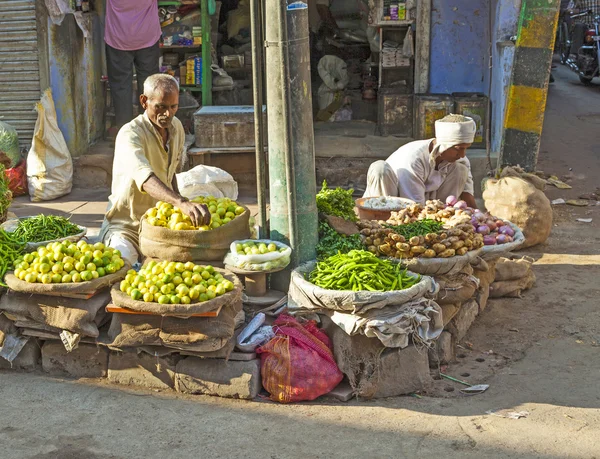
<box><xmin>463</xmin><ymin>238</ymin><xmax>474</xmax><ymax>248</ymax></box>
<box><xmin>456</xmin><ymin>247</ymin><xmax>469</xmax><ymax>256</ymax></box>
<box><xmin>396</xmin><ymin>242</ymin><xmax>411</xmax><ymax>252</ymax></box>
<box><xmin>365</xmin><ymin>237</ymin><xmax>373</xmax><ymax>245</ymax></box>
<box><xmin>424</xmin><ymin>233</ymin><xmax>438</xmax><ymax>244</ymax></box>
<box><xmin>410</xmin><ymin>245</ymin><xmax>427</xmax><ymax>254</ymax></box>
<box><xmin>438</xmin><ymin>249</ymin><xmax>456</xmax><ymax>258</ymax></box>
<box><xmin>432</xmin><ymin>243</ymin><xmax>446</xmax><ymax>254</ymax></box>
<box><xmin>409</xmin><ymin>236</ymin><xmax>421</xmax><ymax>246</ymax></box>
<box><xmin>373</xmin><ymin>238</ymin><xmax>382</xmax><ymax>246</ymax></box>
<box><xmin>422</xmin><ymin>249</ymin><xmax>437</xmax><ymax>258</ymax></box>
<box><xmin>367</xmin><ymin>245</ymin><xmax>378</xmax><ymax>254</ymax></box>
<box><xmin>451</xmin><ymin>240</ymin><xmax>465</xmax><ymax>250</ymax></box>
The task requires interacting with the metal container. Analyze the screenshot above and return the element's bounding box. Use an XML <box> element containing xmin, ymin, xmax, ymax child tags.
<box><xmin>414</xmin><ymin>94</ymin><xmax>453</xmax><ymax>140</ymax></box>
<box><xmin>453</xmin><ymin>93</ymin><xmax>488</xmax><ymax>149</ymax></box>
<box><xmin>377</xmin><ymin>90</ymin><xmax>413</xmax><ymax>137</ymax></box>
<box><xmin>194</xmin><ymin>105</ymin><xmax>267</xmax><ymax>148</ymax></box>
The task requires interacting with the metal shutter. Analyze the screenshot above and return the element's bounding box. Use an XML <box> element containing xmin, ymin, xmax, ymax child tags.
<box><xmin>0</xmin><ymin>0</ymin><xmax>41</xmax><ymax>150</ymax></box>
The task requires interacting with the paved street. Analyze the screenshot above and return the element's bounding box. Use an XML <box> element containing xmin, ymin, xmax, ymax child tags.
<box><xmin>1</xmin><ymin>64</ymin><xmax>599</xmax><ymax>458</ymax></box>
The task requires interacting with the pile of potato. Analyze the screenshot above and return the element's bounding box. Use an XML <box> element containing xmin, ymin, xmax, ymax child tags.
<box><xmin>358</xmin><ymin>220</ymin><xmax>484</xmax><ymax>259</ymax></box>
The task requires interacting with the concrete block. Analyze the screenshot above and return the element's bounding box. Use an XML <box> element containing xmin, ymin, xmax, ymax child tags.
<box><xmin>175</xmin><ymin>357</ymin><xmax>261</xmax><ymax>399</ymax></box>
<box><xmin>446</xmin><ymin>299</ymin><xmax>479</xmax><ymax>342</ymax></box>
<box><xmin>108</xmin><ymin>351</ymin><xmax>179</xmax><ymax>391</ymax></box>
<box><xmin>328</xmin><ymin>380</ymin><xmax>354</xmax><ymax>402</ymax></box>
<box><xmin>373</xmin><ymin>345</ymin><xmax>432</xmax><ymax>398</ymax></box>
<box><xmin>0</xmin><ymin>339</ymin><xmax>41</xmax><ymax>371</ymax></box>
<box><xmin>42</xmin><ymin>342</ymin><xmax>108</xmax><ymax>379</ymax></box>
<box><xmin>429</xmin><ymin>331</ymin><xmax>456</xmax><ymax>368</ymax></box>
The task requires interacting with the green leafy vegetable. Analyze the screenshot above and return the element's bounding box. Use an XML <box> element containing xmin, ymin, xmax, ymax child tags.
<box><xmin>316</xmin><ymin>180</ymin><xmax>357</xmax><ymax>222</ymax></box>
<box><xmin>316</xmin><ymin>221</ymin><xmax>363</xmax><ymax>260</ymax></box>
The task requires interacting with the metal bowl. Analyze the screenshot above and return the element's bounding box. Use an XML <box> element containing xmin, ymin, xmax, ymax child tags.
<box><xmin>355</xmin><ymin>197</ymin><xmax>415</xmax><ymax>221</ymax></box>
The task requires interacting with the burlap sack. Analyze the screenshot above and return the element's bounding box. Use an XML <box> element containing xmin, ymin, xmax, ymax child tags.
<box><xmin>400</xmin><ymin>249</ymin><xmax>483</xmax><ymax>277</ymax></box>
<box><xmin>139</xmin><ymin>207</ymin><xmax>251</xmax><ymax>262</ymax></box>
<box><xmin>110</xmin><ymin>268</ymin><xmax>242</xmax><ymax>317</ymax></box>
<box><xmin>107</xmin><ymin>300</ymin><xmax>242</xmax><ymax>352</ymax></box>
<box><xmin>472</xmin><ymin>259</ymin><xmax>497</xmax><ymax>287</ymax></box>
<box><xmin>4</xmin><ymin>265</ymin><xmax>129</xmax><ymax>295</ymax></box>
<box><xmin>435</xmin><ymin>265</ymin><xmax>479</xmax><ymax>305</ymax></box>
<box><xmin>490</xmin><ymin>270</ymin><xmax>536</xmax><ymax>298</ymax></box>
<box><xmin>440</xmin><ymin>303</ymin><xmax>460</xmax><ymax>327</ymax></box>
<box><xmin>483</xmin><ymin>176</ymin><xmax>552</xmax><ymax>249</ymax></box>
<box><xmin>494</xmin><ymin>257</ymin><xmax>534</xmax><ymax>282</ymax></box>
<box><xmin>0</xmin><ymin>290</ymin><xmax>111</xmax><ymax>337</ymax></box>
<box><xmin>499</xmin><ymin>166</ymin><xmax>547</xmax><ymax>191</ymax></box>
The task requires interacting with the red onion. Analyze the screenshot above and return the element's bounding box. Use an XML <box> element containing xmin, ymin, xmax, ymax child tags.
<box><xmin>498</xmin><ymin>225</ymin><xmax>515</xmax><ymax>237</ymax></box>
<box><xmin>470</xmin><ymin>216</ymin><xmax>479</xmax><ymax>226</ymax></box>
<box><xmin>473</xmin><ymin>211</ymin><xmax>485</xmax><ymax>221</ymax></box>
<box><xmin>496</xmin><ymin>234</ymin><xmax>508</xmax><ymax>244</ymax></box>
<box><xmin>477</xmin><ymin>225</ymin><xmax>491</xmax><ymax>235</ymax></box>
<box><xmin>486</xmin><ymin>220</ymin><xmax>497</xmax><ymax>231</ymax></box>
<box><xmin>446</xmin><ymin>195</ymin><xmax>458</xmax><ymax>206</ymax></box>
<box><xmin>483</xmin><ymin>235</ymin><xmax>497</xmax><ymax>245</ymax></box>
<box><xmin>454</xmin><ymin>200</ymin><xmax>468</xmax><ymax>210</ymax></box>
<box><xmin>505</xmin><ymin>235</ymin><xmax>514</xmax><ymax>243</ymax></box>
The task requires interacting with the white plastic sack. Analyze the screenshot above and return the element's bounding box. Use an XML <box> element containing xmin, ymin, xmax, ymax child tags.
<box><xmin>224</xmin><ymin>239</ymin><xmax>292</xmax><ymax>271</ymax></box>
<box><xmin>26</xmin><ymin>89</ymin><xmax>73</xmax><ymax>202</ymax></box>
<box><xmin>176</xmin><ymin>165</ymin><xmax>238</xmax><ymax>200</ymax></box>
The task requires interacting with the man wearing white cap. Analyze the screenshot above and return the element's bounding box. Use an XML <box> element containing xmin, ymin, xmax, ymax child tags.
<box><xmin>363</xmin><ymin>114</ymin><xmax>477</xmax><ymax>208</ymax></box>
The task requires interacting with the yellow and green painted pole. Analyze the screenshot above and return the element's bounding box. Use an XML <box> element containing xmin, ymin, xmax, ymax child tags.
<box><xmin>499</xmin><ymin>0</ymin><xmax>560</xmax><ymax>171</ymax></box>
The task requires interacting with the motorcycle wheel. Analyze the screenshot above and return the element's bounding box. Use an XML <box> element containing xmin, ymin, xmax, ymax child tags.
<box><xmin>579</xmin><ymin>75</ymin><xmax>594</xmax><ymax>85</ymax></box>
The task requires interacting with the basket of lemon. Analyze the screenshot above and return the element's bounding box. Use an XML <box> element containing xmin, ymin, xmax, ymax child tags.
<box><xmin>4</xmin><ymin>240</ymin><xmax>129</xmax><ymax>295</ymax></box>
<box><xmin>224</xmin><ymin>239</ymin><xmax>292</xmax><ymax>272</ymax></box>
<box><xmin>139</xmin><ymin>196</ymin><xmax>251</xmax><ymax>262</ymax></box>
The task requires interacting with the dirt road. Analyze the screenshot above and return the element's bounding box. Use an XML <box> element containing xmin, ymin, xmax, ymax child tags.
<box><xmin>1</xmin><ymin>65</ymin><xmax>600</xmax><ymax>459</ymax></box>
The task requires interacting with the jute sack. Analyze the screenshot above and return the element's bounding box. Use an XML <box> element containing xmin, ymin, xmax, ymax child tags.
<box><xmin>4</xmin><ymin>265</ymin><xmax>128</xmax><ymax>295</ymax></box>
<box><xmin>494</xmin><ymin>257</ymin><xmax>534</xmax><ymax>282</ymax></box>
<box><xmin>400</xmin><ymin>248</ymin><xmax>483</xmax><ymax>277</ymax></box>
<box><xmin>435</xmin><ymin>265</ymin><xmax>479</xmax><ymax>305</ymax></box>
<box><xmin>490</xmin><ymin>270</ymin><xmax>536</xmax><ymax>298</ymax></box>
<box><xmin>138</xmin><ymin>207</ymin><xmax>251</xmax><ymax>262</ymax></box>
<box><xmin>107</xmin><ymin>300</ymin><xmax>242</xmax><ymax>352</ymax></box>
<box><xmin>0</xmin><ymin>290</ymin><xmax>111</xmax><ymax>337</ymax></box>
<box><xmin>110</xmin><ymin>268</ymin><xmax>243</xmax><ymax>317</ymax></box>
<box><xmin>483</xmin><ymin>176</ymin><xmax>552</xmax><ymax>249</ymax></box>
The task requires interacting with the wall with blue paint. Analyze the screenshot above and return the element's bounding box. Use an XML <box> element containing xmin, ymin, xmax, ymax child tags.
<box><xmin>490</xmin><ymin>0</ymin><xmax>522</xmax><ymax>153</ymax></box>
<box><xmin>429</xmin><ymin>0</ymin><xmax>490</xmax><ymax>95</ymax></box>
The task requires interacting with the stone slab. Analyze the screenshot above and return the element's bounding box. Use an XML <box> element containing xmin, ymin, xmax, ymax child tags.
<box><xmin>42</xmin><ymin>342</ymin><xmax>108</xmax><ymax>379</ymax></box>
<box><xmin>327</xmin><ymin>380</ymin><xmax>354</xmax><ymax>402</ymax></box>
<box><xmin>108</xmin><ymin>350</ymin><xmax>179</xmax><ymax>391</ymax></box>
<box><xmin>175</xmin><ymin>357</ymin><xmax>261</xmax><ymax>399</ymax></box>
<box><xmin>0</xmin><ymin>339</ymin><xmax>41</xmax><ymax>371</ymax></box>
<box><xmin>445</xmin><ymin>299</ymin><xmax>479</xmax><ymax>342</ymax></box>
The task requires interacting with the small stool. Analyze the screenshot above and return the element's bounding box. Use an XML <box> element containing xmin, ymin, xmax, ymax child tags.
<box><xmin>225</xmin><ymin>265</ymin><xmax>286</xmax><ymax>307</ymax></box>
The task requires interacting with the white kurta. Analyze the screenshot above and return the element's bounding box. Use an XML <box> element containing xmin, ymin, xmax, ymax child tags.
<box><xmin>364</xmin><ymin>139</ymin><xmax>474</xmax><ymax>202</ymax></box>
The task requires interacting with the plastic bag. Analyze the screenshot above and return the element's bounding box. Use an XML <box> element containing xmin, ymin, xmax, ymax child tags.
<box><xmin>5</xmin><ymin>160</ymin><xmax>27</xmax><ymax>197</ymax></box>
<box><xmin>257</xmin><ymin>314</ymin><xmax>343</xmax><ymax>403</ymax></box>
<box><xmin>224</xmin><ymin>239</ymin><xmax>292</xmax><ymax>272</ymax></box>
<box><xmin>318</xmin><ymin>55</ymin><xmax>350</xmax><ymax>92</ymax></box>
<box><xmin>176</xmin><ymin>165</ymin><xmax>238</xmax><ymax>200</ymax></box>
<box><xmin>0</xmin><ymin>120</ymin><xmax>21</xmax><ymax>169</ymax></box>
<box><xmin>403</xmin><ymin>28</ymin><xmax>414</xmax><ymax>58</ymax></box>
<box><xmin>26</xmin><ymin>89</ymin><xmax>73</xmax><ymax>202</ymax></box>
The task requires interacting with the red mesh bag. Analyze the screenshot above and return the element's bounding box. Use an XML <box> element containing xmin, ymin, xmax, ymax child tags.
<box><xmin>257</xmin><ymin>314</ymin><xmax>343</xmax><ymax>403</ymax></box>
<box><xmin>5</xmin><ymin>160</ymin><xmax>27</xmax><ymax>197</ymax></box>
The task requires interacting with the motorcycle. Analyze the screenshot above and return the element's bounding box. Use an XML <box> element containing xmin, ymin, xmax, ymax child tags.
<box><xmin>559</xmin><ymin>10</ymin><xmax>600</xmax><ymax>85</ymax></box>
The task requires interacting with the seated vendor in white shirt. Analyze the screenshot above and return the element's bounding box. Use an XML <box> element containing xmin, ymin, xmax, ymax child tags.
<box><xmin>363</xmin><ymin>114</ymin><xmax>478</xmax><ymax>209</ymax></box>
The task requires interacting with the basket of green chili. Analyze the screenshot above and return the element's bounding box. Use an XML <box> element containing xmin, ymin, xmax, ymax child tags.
<box><xmin>1</xmin><ymin>215</ymin><xmax>87</xmax><ymax>250</ymax></box>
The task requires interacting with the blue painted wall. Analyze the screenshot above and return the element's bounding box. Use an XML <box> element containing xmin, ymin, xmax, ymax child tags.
<box><xmin>429</xmin><ymin>0</ymin><xmax>491</xmax><ymax>95</ymax></box>
<box><xmin>490</xmin><ymin>0</ymin><xmax>522</xmax><ymax>153</ymax></box>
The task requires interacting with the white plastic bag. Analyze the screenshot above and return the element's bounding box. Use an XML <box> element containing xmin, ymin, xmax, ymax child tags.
<box><xmin>225</xmin><ymin>239</ymin><xmax>292</xmax><ymax>272</ymax></box>
<box><xmin>318</xmin><ymin>55</ymin><xmax>350</xmax><ymax>92</ymax></box>
<box><xmin>26</xmin><ymin>89</ymin><xmax>73</xmax><ymax>202</ymax></box>
<box><xmin>176</xmin><ymin>165</ymin><xmax>239</xmax><ymax>200</ymax></box>
<box><xmin>403</xmin><ymin>28</ymin><xmax>414</xmax><ymax>58</ymax></box>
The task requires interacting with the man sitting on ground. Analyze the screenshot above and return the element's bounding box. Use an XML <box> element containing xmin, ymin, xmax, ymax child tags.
<box><xmin>363</xmin><ymin>114</ymin><xmax>477</xmax><ymax>208</ymax></box>
<box><xmin>100</xmin><ymin>74</ymin><xmax>210</xmax><ymax>265</ymax></box>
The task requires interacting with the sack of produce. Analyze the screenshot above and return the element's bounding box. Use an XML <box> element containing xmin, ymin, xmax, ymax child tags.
<box><xmin>5</xmin><ymin>160</ymin><xmax>27</xmax><ymax>197</ymax></box>
<box><xmin>490</xmin><ymin>271</ymin><xmax>536</xmax><ymax>298</ymax></box>
<box><xmin>111</xmin><ymin>260</ymin><xmax>242</xmax><ymax>317</ymax></box>
<box><xmin>27</xmin><ymin>89</ymin><xmax>73</xmax><ymax>202</ymax></box>
<box><xmin>257</xmin><ymin>314</ymin><xmax>343</xmax><ymax>403</ymax></box>
<box><xmin>494</xmin><ymin>256</ymin><xmax>533</xmax><ymax>281</ymax></box>
<box><xmin>1</xmin><ymin>215</ymin><xmax>86</xmax><ymax>250</ymax></box>
<box><xmin>5</xmin><ymin>240</ymin><xmax>128</xmax><ymax>295</ymax></box>
<box><xmin>0</xmin><ymin>164</ymin><xmax>12</xmax><ymax>225</ymax></box>
<box><xmin>139</xmin><ymin>198</ymin><xmax>251</xmax><ymax>262</ymax></box>
<box><xmin>435</xmin><ymin>265</ymin><xmax>480</xmax><ymax>305</ymax></box>
<box><xmin>107</xmin><ymin>300</ymin><xmax>242</xmax><ymax>352</ymax></box>
<box><xmin>288</xmin><ymin>251</ymin><xmax>438</xmax><ymax>315</ymax></box>
<box><xmin>472</xmin><ymin>258</ymin><xmax>496</xmax><ymax>312</ymax></box>
<box><xmin>0</xmin><ymin>119</ymin><xmax>21</xmax><ymax>169</ymax></box>
<box><xmin>0</xmin><ymin>290</ymin><xmax>110</xmax><ymax>338</ymax></box>
<box><xmin>224</xmin><ymin>239</ymin><xmax>292</xmax><ymax>272</ymax></box>
<box><xmin>483</xmin><ymin>176</ymin><xmax>552</xmax><ymax>249</ymax></box>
